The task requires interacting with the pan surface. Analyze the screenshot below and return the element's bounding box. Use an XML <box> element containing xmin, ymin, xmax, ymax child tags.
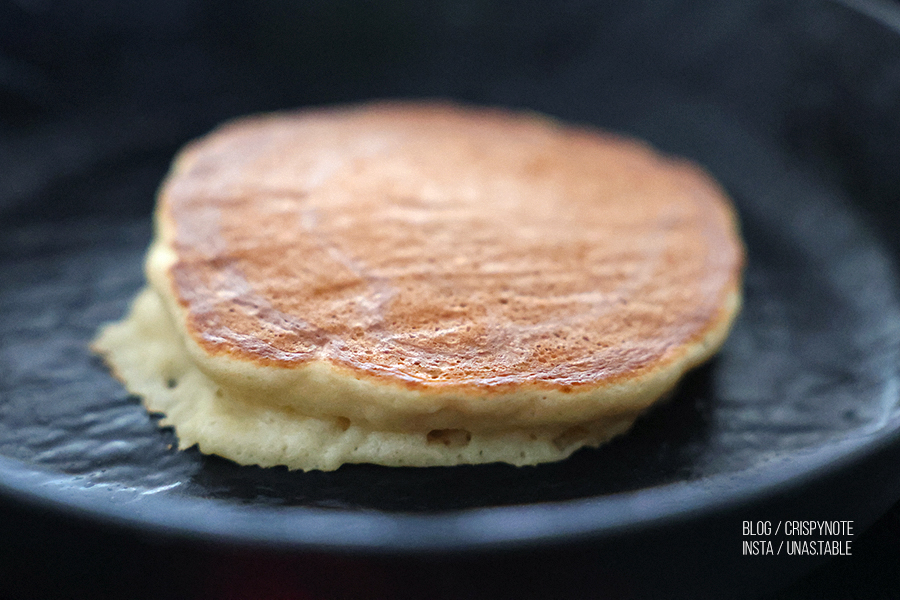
<box><xmin>3</xmin><ymin>89</ymin><xmax>900</xmax><ymax>543</ymax></box>
<box><xmin>2</xmin><ymin>0</ymin><xmax>900</xmax><ymax>597</ymax></box>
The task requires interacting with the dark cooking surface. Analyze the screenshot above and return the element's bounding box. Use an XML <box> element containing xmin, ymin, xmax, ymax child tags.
<box><xmin>3</xmin><ymin>0</ymin><xmax>900</xmax><ymax>598</ymax></box>
<box><xmin>1</xmin><ymin>90</ymin><xmax>899</xmax><ymax>513</ymax></box>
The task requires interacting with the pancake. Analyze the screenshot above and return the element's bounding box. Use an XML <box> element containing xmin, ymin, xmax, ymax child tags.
<box><xmin>93</xmin><ymin>101</ymin><xmax>744</xmax><ymax>471</ymax></box>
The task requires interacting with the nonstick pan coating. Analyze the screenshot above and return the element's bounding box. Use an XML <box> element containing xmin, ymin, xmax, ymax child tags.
<box><xmin>2</xmin><ymin>0</ymin><xmax>900</xmax><ymax>598</ymax></box>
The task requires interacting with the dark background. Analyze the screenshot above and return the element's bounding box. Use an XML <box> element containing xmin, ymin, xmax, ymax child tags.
<box><xmin>3</xmin><ymin>0</ymin><xmax>900</xmax><ymax>598</ymax></box>
<box><xmin>3</xmin><ymin>0</ymin><xmax>900</xmax><ymax>243</ymax></box>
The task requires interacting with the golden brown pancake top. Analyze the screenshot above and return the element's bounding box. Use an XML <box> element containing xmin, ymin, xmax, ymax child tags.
<box><xmin>158</xmin><ymin>102</ymin><xmax>743</xmax><ymax>392</ymax></box>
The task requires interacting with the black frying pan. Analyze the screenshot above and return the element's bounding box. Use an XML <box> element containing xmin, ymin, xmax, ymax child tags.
<box><xmin>2</xmin><ymin>0</ymin><xmax>900</xmax><ymax>598</ymax></box>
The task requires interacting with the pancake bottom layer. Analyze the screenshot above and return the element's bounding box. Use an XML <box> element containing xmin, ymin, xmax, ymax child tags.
<box><xmin>94</xmin><ymin>288</ymin><xmax>646</xmax><ymax>471</ymax></box>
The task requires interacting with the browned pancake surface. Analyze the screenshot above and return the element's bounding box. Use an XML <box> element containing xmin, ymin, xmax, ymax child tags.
<box><xmin>159</xmin><ymin>102</ymin><xmax>743</xmax><ymax>392</ymax></box>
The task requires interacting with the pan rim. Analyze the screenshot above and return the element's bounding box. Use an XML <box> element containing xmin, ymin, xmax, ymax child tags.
<box><xmin>1</xmin><ymin>410</ymin><xmax>899</xmax><ymax>554</ymax></box>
